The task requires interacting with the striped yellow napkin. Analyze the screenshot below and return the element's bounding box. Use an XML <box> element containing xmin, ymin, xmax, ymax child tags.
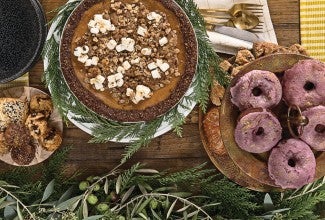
<box><xmin>300</xmin><ymin>0</ymin><xmax>325</xmax><ymax>62</ymax></box>
<box><xmin>0</xmin><ymin>73</ymin><xmax>29</xmax><ymax>90</ymax></box>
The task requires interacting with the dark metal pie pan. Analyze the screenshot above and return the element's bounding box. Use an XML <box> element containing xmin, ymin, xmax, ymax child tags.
<box><xmin>0</xmin><ymin>0</ymin><xmax>47</xmax><ymax>83</ymax></box>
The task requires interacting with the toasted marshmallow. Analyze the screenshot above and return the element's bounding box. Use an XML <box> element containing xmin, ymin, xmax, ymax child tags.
<box><xmin>148</xmin><ymin>62</ymin><xmax>157</xmax><ymax>70</ymax></box>
<box><xmin>122</xmin><ymin>61</ymin><xmax>131</xmax><ymax>70</ymax></box>
<box><xmin>107</xmin><ymin>39</ymin><xmax>117</xmax><ymax>50</ymax></box>
<box><xmin>147</xmin><ymin>12</ymin><xmax>162</xmax><ymax>23</ymax></box>
<box><xmin>151</xmin><ymin>69</ymin><xmax>161</xmax><ymax>79</ymax></box>
<box><xmin>90</xmin><ymin>75</ymin><xmax>106</xmax><ymax>91</ymax></box>
<box><xmin>107</xmin><ymin>72</ymin><xmax>124</xmax><ymax>88</ymax></box>
<box><xmin>159</xmin><ymin>37</ymin><xmax>168</xmax><ymax>46</ymax></box>
<box><xmin>141</xmin><ymin>48</ymin><xmax>152</xmax><ymax>56</ymax></box>
<box><xmin>131</xmin><ymin>57</ymin><xmax>140</xmax><ymax>64</ymax></box>
<box><xmin>116</xmin><ymin>37</ymin><xmax>135</xmax><ymax>52</ymax></box>
<box><xmin>137</xmin><ymin>26</ymin><xmax>148</xmax><ymax>36</ymax></box>
<box><xmin>78</xmin><ymin>54</ymin><xmax>89</xmax><ymax>63</ymax></box>
<box><xmin>88</xmin><ymin>14</ymin><xmax>115</xmax><ymax>34</ymax></box>
<box><xmin>159</xmin><ymin>62</ymin><xmax>170</xmax><ymax>72</ymax></box>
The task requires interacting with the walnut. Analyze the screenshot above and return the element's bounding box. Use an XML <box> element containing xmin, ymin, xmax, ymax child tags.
<box><xmin>88</xmin><ymin>67</ymin><xmax>102</xmax><ymax>78</ymax></box>
<box><xmin>235</xmin><ymin>49</ymin><xmax>255</xmax><ymax>66</ymax></box>
<box><xmin>219</xmin><ymin>60</ymin><xmax>232</xmax><ymax>72</ymax></box>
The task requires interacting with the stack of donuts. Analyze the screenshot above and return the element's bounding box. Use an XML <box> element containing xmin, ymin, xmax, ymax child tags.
<box><xmin>230</xmin><ymin>59</ymin><xmax>325</xmax><ymax>189</ymax></box>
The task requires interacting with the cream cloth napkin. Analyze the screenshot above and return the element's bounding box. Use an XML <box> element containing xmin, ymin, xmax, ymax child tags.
<box><xmin>300</xmin><ymin>0</ymin><xmax>325</xmax><ymax>62</ymax></box>
<box><xmin>194</xmin><ymin>0</ymin><xmax>277</xmax><ymax>54</ymax></box>
<box><xmin>0</xmin><ymin>73</ymin><xmax>29</xmax><ymax>90</ymax></box>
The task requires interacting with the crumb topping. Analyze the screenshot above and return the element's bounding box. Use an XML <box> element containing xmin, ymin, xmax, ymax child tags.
<box><xmin>73</xmin><ymin>0</ymin><xmax>180</xmax><ymax>105</ymax></box>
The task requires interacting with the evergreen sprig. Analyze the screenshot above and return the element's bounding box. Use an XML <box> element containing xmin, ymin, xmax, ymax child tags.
<box><xmin>42</xmin><ymin>0</ymin><xmax>228</xmax><ymax>162</ymax></box>
<box><xmin>0</xmin><ymin>157</ymin><xmax>324</xmax><ymax>219</ymax></box>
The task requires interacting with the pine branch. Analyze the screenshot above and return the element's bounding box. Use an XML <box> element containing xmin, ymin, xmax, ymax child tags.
<box><xmin>158</xmin><ymin>163</ymin><xmax>213</xmax><ymax>187</ymax></box>
<box><xmin>120</xmin><ymin>117</ymin><xmax>164</xmax><ymax>163</ymax></box>
<box><xmin>201</xmin><ymin>178</ymin><xmax>260</xmax><ymax>219</ymax></box>
<box><xmin>280</xmin><ymin>192</ymin><xmax>325</xmax><ymax>220</ymax></box>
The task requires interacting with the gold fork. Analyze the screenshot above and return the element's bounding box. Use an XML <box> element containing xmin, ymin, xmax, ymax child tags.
<box><xmin>199</xmin><ymin>3</ymin><xmax>263</xmax><ymax>18</ymax></box>
<box><xmin>200</xmin><ymin>4</ymin><xmax>264</xmax><ymax>32</ymax></box>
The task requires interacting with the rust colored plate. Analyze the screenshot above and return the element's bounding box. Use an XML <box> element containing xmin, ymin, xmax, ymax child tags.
<box><xmin>199</xmin><ymin>106</ymin><xmax>281</xmax><ymax>192</ymax></box>
<box><xmin>220</xmin><ymin>53</ymin><xmax>325</xmax><ymax>187</ymax></box>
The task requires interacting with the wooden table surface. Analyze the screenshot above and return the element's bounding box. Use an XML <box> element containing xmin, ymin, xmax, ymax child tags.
<box><xmin>0</xmin><ymin>0</ymin><xmax>300</xmax><ymax>178</ymax></box>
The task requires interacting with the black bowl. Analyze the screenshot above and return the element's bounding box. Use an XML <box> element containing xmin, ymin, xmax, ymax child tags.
<box><xmin>0</xmin><ymin>0</ymin><xmax>47</xmax><ymax>83</ymax></box>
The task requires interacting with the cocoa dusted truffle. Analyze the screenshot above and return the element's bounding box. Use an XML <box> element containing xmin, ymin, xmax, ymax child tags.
<box><xmin>4</xmin><ymin>123</ymin><xmax>31</xmax><ymax>148</ymax></box>
<box><xmin>11</xmin><ymin>143</ymin><xmax>36</xmax><ymax>165</ymax></box>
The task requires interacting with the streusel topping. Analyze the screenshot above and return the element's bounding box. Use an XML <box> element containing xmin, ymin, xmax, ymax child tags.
<box><xmin>73</xmin><ymin>0</ymin><xmax>180</xmax><ymax>105</ymax></box>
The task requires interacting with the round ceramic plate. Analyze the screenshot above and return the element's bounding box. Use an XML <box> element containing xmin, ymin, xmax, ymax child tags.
<box><xmin>199</xmin><ymin>106</ymin><xmax>280</xmax><ymax>192</ymax></box>
<box><xmin>220</xmin><ymin>53</ymin><xmax>325</xmax><ymax>187</ymax></box>
<box><xmin>0</xmin><ymin>87</ymin><xmax>63</xmax><ymax>166</ymax></box>
<box><xmin>0</xmin><ymin>0</ymin><xmax>46</xmax><ymax>83</ymax></box>
<box><xmin>67</xmin><ymin>83</ymin><xmax>196</xmax><ymax>143</ymax></box>
<box><xmin>59</xmin><ymin>0</ymin><xmax>198</xmax><ymax>122</ymax></box>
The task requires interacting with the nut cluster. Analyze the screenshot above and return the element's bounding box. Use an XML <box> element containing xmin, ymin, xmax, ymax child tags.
<box><xmin>74</xmin><ymin>0</ymin><xmax>180</xmax><ymax>105</ymax></box>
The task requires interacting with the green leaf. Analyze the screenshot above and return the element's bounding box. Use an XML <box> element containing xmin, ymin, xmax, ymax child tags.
<box><xmin>0</xmin><ymin>201</ymin><xmax>16</xmax><ymax>209</ymax></box>
<box><xmin>187</xmin><ymin>210</ymin><xmax>199</xmax><ymax>218</ymax></box>
<box><xmin>116</xmin><ymin>175</ymin><xmax>122</xmax><ymax>194</ymax></box>
<box><xmin>136</xmin><ymin>198</ymin><xmax>151</xmax><ymax>214</ymax></box>
<box><xmin>41</xmin><ymin>179</ymin><xmax>55</xmax><ymax>202</ymax></box>
<box><xmin>138</xmin><ymin>212</ymin><xmax>148</xmax><ymax>219</ymax></box>
<box><xmin>177</xmin><ymin>205</ymin><xmax>191</xmax><ymax>212</ymax></box>
<box><xmin>82</xmin><ymin>215</ymin><xmax>104</xmax><ymax>220</ymax></box>
<box><xmin>138</xmin><ymin>184</ymin><xmax>147</xmax><ymax>195</ymax></box>
<box><xmin>170</xmin><ymin>192</ymin><xmax>192</xmax><ymax>198</ymax></box>
<box><xmin>4</xmin><ymin>205</ymin><xmax>16</xmax><ymax>219</ymax></box>
<box><xmin>166</xmin><ymin>199</ymin><xmax>177</xmax><ymax>219</ymax></box>
<box><xmin>56</xmin><ymin>195</ymin><xmax>82</xmax><ymax>211</ymax></box>
<box><xmin>135</xmin><ymin>169</ymin><xmax>159</xmax><ymax>174</ymax></box>
<box><xmin>16</xmin><ymin>203</ymin><xmax>23</xmax><ymax>220</ymax></box>
<box><xmin>151</xmin><ymin>208</ymin><xmax>163</xmax><ymax>220</ymax></box>
<box><xmin>263</xmin><ymin>193</ymin><xmax>274</xmax><ymax>212</ymax></box>
<box><xmin>0</xmin><ymin>181</ymin><xmax>9</xmax><ymax>186</ymax></box>
<box><xmin>57</xmin><ymin>186</ymin><xmax>74</xmax><ymax>204</ymax></box>
<box><xmin>121</xmin><ymin>185</ymin><xmax>135</xmax><ymax>204</ymax></box>
<box><xmin>104</xmin><ymin>178</ymin><xmax>109</xmax><ymax>195</ymax></box>
<box><xmin>83</xmin><ymin>201</ymin><xmax>88</xmax><ymax>218</ymax></box>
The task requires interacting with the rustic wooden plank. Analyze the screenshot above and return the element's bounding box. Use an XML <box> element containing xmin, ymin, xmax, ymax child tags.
<box><xmin>0</xmin><ymin>0</ymin><xmax>301</xmax><ymax>178</ymax></box>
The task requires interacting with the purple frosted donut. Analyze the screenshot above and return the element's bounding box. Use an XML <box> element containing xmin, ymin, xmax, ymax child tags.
<box><xmin>283</xmin><ymin>59</ymin><xmax>325</xmax><ymax>109</ymax></box>
<box><xmin>230</xmin><ymin>70</ymin><xmax>282</xmax><ymax>111</ymax></box>
<box><xmin>301</xmin><ymin>105</ymin><xmax>325</xmax><ymax>151</ymax></box>
<box><xmin>235</xmin><ymin>108</ymin><xmax>282</xmax><ymax>153</ymax></box>
<box><xmin>268</xmin><ymin>139</ymin><xmax>316</xmax><ymax>189</ymax></box>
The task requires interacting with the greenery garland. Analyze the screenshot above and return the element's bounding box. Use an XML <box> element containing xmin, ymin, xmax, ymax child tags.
<box><xmin>9</xmin><ymin>0</ymin><xmax>321</xmax><ymax>219</ymax></box>
<box><xmin>0</xmin><ymin>148</ymin><xmax>324</xmax><ymax>219</ymax></box>
<box><xmin>42</xmin><ymin>0</ymin><xmax>229</xmax><ymax>163</ymax></box>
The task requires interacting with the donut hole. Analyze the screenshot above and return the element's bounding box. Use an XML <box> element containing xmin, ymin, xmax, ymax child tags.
<box><xmin>255</xmin><ymin>127</ymin><xmax>264</xmax><ymax>136</ymax></box>
<box><xmin>252</xmin><ymin>87</ymin><xmax>263</xmax><ymax>96</ymax></box>
<box><xmin>315</xmin><ymin>124</ymin><xmax>325</xmax><ymax>134</ymax></box>
<box><xmin>288</xmin><ymin>158</ymin><xmax>296</xmax><ymax>167</ymax></box>
<box><xmin>303</xmin><ymin>81</ymin><xmax>315</xmax><ymax>91</ymax></box>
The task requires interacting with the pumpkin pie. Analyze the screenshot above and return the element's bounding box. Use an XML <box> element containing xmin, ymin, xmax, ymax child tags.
<box><xmin>60</xmin><ymin>0</ymin><xmax>197</xmax><ymax>122</ymax></box>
